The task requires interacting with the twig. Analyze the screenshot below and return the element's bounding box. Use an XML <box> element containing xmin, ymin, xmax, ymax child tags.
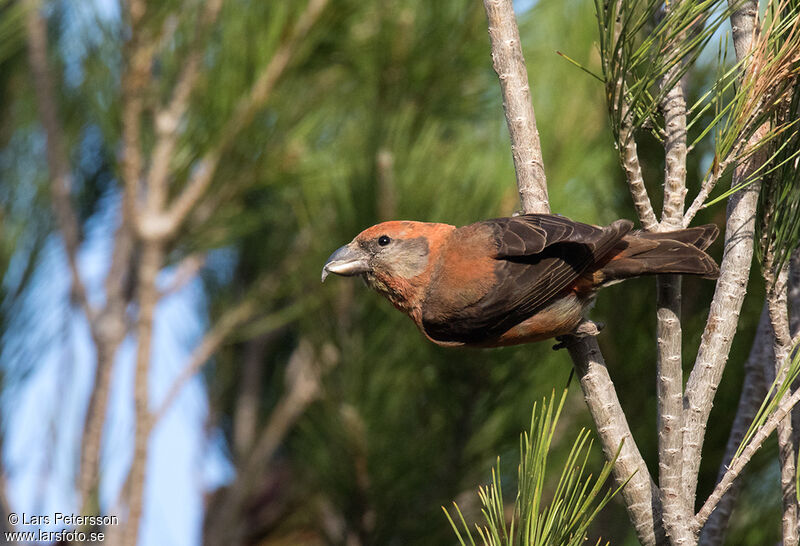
<box><xmin>659</xmin><ymin>64</ymin><xmax>689</xmax><ymax>226</ymax></box>
<box><xmin>233</xmin><ymin>333</ymin><xmax>273</xmax><ymax>457</ymax></box>
<box><xmin>146</xmin><ymin>0</ymin><xmax>224</xmax><ymax>207</ymax></box>
<box><xmin>764</xmin><ymin>257</ymin><xmax>799</xmax><ymax>546</ymax></box>
<box><xmin>153</xmin><ymin>296</ymin><xmax>258</xmax><ymax>422</ymax></box>
<box><xmin>161</xmin><ymin>253</ymin><xmax>206</xmax><ymax>297</ymax></box>
<box><xmin>694</xmin><ymin>384</ymin><xmax>800</xmax><ymax>531</ymax></box>
<box><xmin>619</xmin><ymin>112</ymin><xmax>659</xmax><ymax>230</ymax></box>
<box><xmin>204</xmin><ymin>340</ymin><xmax>337</xmax><ymax>546</ymax></box>
<box><xmin>699</xmin><ymin>305</ymin><xmax>770</xmax><ymax>545</ymax></box>
<box><xmin>681</xmin><ymin>0</ymin><xmax>764</xmax><ymax>504</ymax></box>
<box><xmin>567</xmin><ymin>338</ymin><xmax>666</xmax><ymax>546</ymax></box>
<box><xmin>683</xmin><ymin>157</ymin><xmax>732</xmax><ymax>227</ymax></box>
<box><xmin>612</xmin><ymin>0</ymin><xmax>658</xmax><ymax>230</ymax></box>
<box><xmin>24</xmin><ymin>0</ymin><xmax>95</xmax><ymax>322</ymax></box>
<box><xmin>482</xmin><ymin>0</ymin><xmax>549</xmax><ymax>214</ymax></box>
<box><xmin>162</xmin><ymin>0</ymin><xmax>330</xmax><ymax>235</ymax></box>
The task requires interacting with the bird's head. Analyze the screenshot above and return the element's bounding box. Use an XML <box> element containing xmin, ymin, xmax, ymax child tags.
<box><xmin>322</xmin><ymin>221</ymin><xmax>454</xmax><ymax>312</ymax></box>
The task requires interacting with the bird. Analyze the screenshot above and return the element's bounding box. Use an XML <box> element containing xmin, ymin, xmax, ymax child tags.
<box><xmin>321</xmin><ymin>214</ymin><xmax>719</xmax><ymax>348</ymax></box>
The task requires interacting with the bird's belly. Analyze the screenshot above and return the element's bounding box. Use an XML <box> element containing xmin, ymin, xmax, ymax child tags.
<box><xmin>474</xmin><ymin>294</ymin><xmax>588</xmax><ymax>347</ymax></box>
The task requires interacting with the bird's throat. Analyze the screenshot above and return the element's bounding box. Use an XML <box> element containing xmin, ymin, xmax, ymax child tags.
<box><xmin>365</xmin><ymin>272</ymin><xmax>424</xmax><ymax>317</ymax></box>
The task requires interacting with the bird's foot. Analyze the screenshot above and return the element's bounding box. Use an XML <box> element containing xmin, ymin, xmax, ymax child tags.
<box><xmin>552</xmin><ymin>336</ymin><xmax>571</xmax><ymax>351</ymax></box>
<box><xmin>552</xmin><ymin>320</ymin><xmax>605</xmax><ymax>351</ymax></box>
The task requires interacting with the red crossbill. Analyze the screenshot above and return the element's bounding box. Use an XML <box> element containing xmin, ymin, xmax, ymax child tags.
<box><xmin>322</xmin><ymin>214</ymin><xmax>719</xmax><ymax>347</ymax></box>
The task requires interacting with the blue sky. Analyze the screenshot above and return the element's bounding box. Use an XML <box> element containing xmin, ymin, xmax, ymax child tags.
<box><xmin>2</xmin><ymin>195</ymin><xmax>233</xmax><ymax>546</ymax></box>
<box><xmin>1</xmin><ymin>2</ymin><xmax>232</xmax><ymax>544</ymax></box>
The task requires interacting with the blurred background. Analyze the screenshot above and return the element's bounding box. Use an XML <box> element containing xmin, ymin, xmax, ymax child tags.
<box><xmin>0</xmin><ymin>0</ymin><xmax>777</xmax><ymax>544</ymax></box>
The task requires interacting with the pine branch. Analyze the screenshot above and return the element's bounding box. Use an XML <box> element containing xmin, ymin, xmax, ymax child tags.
<box><xmin>612</xmin><ymin>0</ymin><xmax>657</xmax><ymax>230</ymax></box>
<box><xmin>153</xmin><ymin>294</ymin><xmax>259</xmax><ymax>422</ymax></box>
<box><xmin>482</xmin><ymin>2</ymin><xmax>660</xmax><ymax>543</ymax></box>
<box><xmin>764</xmin><ymin>252</ymin><xmax>799</xmax><ymax>545</ymax></box>
<box><xmin>122</xmin><ymin>241</ymin><xmax>163</xmax><ymax>546</ymax></box>
<box><xmin>660</xmin><ymin>62</ymin><xmax>688</xmax><ymax>226</ymax></box>
<box><xmin>145</xmin><ymin>0</ymin><xmax>224</xmax><ymax>209</ymax></box>
<box><xmin>654</xmin><ymin>4</ymin><xmax>693</xmax><ymax>542</ymax></box>
<box><xmin>620</xmin><ymin>108</ymin><xmax>658</xmax><ymax>230</ymax></box>
<box><xmin>160</xmin><ymin>0</ymin><xmax>330</xmax><ymax>238</ymax></box>
<box><xmin>24</xmin><ymin>0</ymin><xmax>94</xmax><ymax>322</ymax></box>
<box><xmin>205</xmin><ymin>340</ymin><xmax>336</xmax><ymax>546</ymax></box>
<box><xmin>483</xmin><ymin>0</ymin><xmax>549</xmax><ymax>214</ymax></box>
<box><xmin>698</xmin><ymin>305</ymin><xmax>770</xmax><ymax>545</ymax></box>
<box><xmin>694</xmin><ymin>381</ymin><xmax>800</xmax><ymax>532</ymax></box>
<box><xmin>567</xmin><ymin>338</ymin><xmax>666</xmax><ymax>546</ymax></box>
<box><xmin>655</xmin><ymin>273</ymin><xmax>688</xmax><ymax>543</ymax></box>
<box><xmin>681</xmin><ymin>0</ymin><xmax>764</xmax><ymax>505</ymax></box>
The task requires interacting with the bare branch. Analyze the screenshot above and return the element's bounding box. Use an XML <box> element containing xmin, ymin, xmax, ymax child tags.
<box><xmin>660</xmin><ymin>66</ymin><xmax>688</xmax><ymax>226</ymax></box>
<box><xmin>160</xmin><ymin>253</ymin><xmax>206</xmax><ymax>297</ymax></box>
<box><xmin>75</xmin><ymin>0</ymin><xmax>158</xmax><ymax>512</ymax></box>
<box><xmin>483</xmin><ymin>0</ymin><xmax>549</xmax><ymax>214</ymax></box>
<box><xmin>699</xmin><ymin>305</ymin><xmax>770</xmax><ymax>545</ymax></box>
<box><xmin>619</xmin><ymin>112</ymin><xmax>659</xmax><ymax>230</ymax></box>
<box><xmin>694</xmin><ymin>384</ymin><xmax>800</xmax><ymax>531</ymax></box>
<box><xmin>205</xmin><ymin>340</ymin><xmax>337</xmax><ymax>546</ymax></box>
<box><xmin>153</xmin><ymin>296</ymin><xmax>258</xmax><ymax>422</ymax></box>
<box><xmin>24</xmin><ymin>0</ymin><xmax>133</xmax><ymax>512</ymax></box>
<box><xmin>162</xmin><ymin>0</ymin><xmax>330</xmax><ymax>235</ymax></box>
<box><xmin>729</xmin><ymin>0</ymin><xmax>759</xmax><ymax>63</ymax></box>
<box><xmin>681</xmin><ymin>0</ymin><xmax>764</xmax><ymax>502</ymax></box>
<box><xmin>567</xmin><ymin>337</ymin><xmax>666</xmax><ymax>546</ymax></box>
<box><xmin>764</xmin><ymin>258</ymin><xmax>799</xmax><ymax>546</ymax></box>
<box><xmin>683</xmin><ymin>157</ymin><xmax>733</xmax><ymax>227</ymax></box>
<box><xmin>24</xmin><ymin>0</ymin><xmax>95</xmax><ymax>322</ymax></box>
<box><xmin>233</xmin><ymin>333</ymin><xmax>273</xmax><ymax>457</ymax></box>
<box><xmin>656</xmin><ymin>274</ymin><xmax>690</xmax><ymax>544</ymax></box>
<box><xmin>146</xmin><ymin>0</ymin><xmax>224</xmax><ymax>209</ymax></box>
<box><xmin>655</xmin><ymin>4</ymin><xmax>692</xmax><ymax>540</ymax></box>
<box><xmin>611</xmin><ymin>0</ymin><xmax>657</xmax><ymax>230</ymax></box>
<box><xmin>122</xmin><ymin>243</ymin><xmax>163</xmax><ymax>546</ymax></box>
<box><xmin>681</xmin><ymin>129</ymin><xmax>762</xmax><ymax>508</ymax></box>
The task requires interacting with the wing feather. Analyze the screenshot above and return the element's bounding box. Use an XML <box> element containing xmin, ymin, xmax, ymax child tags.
<box><xmin>422</xmin><ymin>215</ymin><xmax>632</xmax><ymax>344</ymax></box>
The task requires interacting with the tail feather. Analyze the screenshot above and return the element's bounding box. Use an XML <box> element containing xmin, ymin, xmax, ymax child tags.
<box><xmin>598</xmin><ymin>224</ymin><xmax>720</xmax><ymax>284</ymax></box>
<box><xmin>634</xmin><ymin>224</ymin><xmax>719</xmax><ymax>251</ymax></box>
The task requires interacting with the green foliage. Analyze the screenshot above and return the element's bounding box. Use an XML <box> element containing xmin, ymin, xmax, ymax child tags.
<box><xmin>754</xmin><ymin>1</ymin><xmax>800</xmax><ymax>273</ymax></box>
<box><xmin>1</xmin><ymin>0</ymin><xmax>780</xmax><ymax>543</ymax></box>
<box><xmin>736</xmin><ymin>339</ymin><xmax>800</xmax><ymax>461</ymax></box>
<box><xmin>445</xmin><ymin>390</ymin><xmax>625</xmax><ymax>546</ymax></box>
<box><xmin>594</xmin><ymin>0</ymin><xmax>737</xmax><ymax>142</ymax></box>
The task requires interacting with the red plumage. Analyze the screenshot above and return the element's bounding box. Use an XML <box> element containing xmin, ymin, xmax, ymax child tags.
<box><xmin>322</xmin><ymin>214</ymin><xmax>719</xmax><ymax>347</ymax></box>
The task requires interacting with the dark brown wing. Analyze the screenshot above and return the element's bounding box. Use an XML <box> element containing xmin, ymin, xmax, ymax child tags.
<box><xmin>421</xmin><ymin>215</ymin><xmax>632</xmax><ymax>344</ymax></box>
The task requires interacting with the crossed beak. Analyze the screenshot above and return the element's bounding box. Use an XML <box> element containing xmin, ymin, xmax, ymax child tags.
<box><xmin>321</xmin><ymin>243</ymin><xmax>370</xmax><ymax>282</ymax></box>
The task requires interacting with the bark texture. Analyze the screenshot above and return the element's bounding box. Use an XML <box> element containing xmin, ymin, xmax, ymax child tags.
<box><xmin>483</xmin><ymin>0</ymin><xmax>549</xmax><ymax>214</ymax></box>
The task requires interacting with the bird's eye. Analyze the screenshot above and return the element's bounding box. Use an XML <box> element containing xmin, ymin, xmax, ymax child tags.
<box><xmin>378</xmin><ymin>235</ymin><xmax>391</xmax><ymax>246</ymax></box>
